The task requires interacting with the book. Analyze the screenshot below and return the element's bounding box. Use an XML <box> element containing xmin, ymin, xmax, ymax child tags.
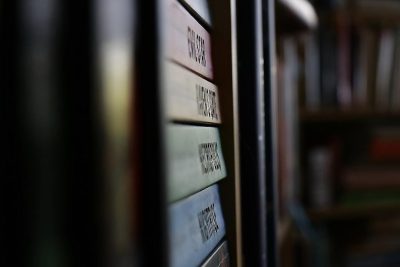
<box><xmin>165</xmin><ymin>62</ymin><xmax>221</xmax><ymax>124</ymax></box>
<box><xmin>201</xmin><ymin>241</ymin><xmax>230</xmax><ymax>267</ymax></box>
<box><xmin>180</xmin><ymin>0</ymin><xmax>212</xmax><ymax>27</ymax></box>
<box><xmin>167</xmin><ymin>124</ymin><xmax>227</xmax><ymax>202</ymax></box>
<box><xmin>320</xmin><ymin>23</ymin><xmax>338</xmax><ymax>107</ymax></box>
<box><xmin>95</xmin><ymin>0</ymin><xmax>137</xmax><ymax>264</ymax></box>
<box><xmin>169</xmin><ymin>184</ymin><xmax>226</xmax><ymax>267</ymax></box>
<box><xmin>353</xmin><ymin>28</ymin><xmax>374</xmax><ymax>108</ymax></box>
<box><xmin>336</xmin><ymin>15</ymin><xmax>352</xmax><ymax>108</ymax></box>
<box><xmin>166</xmin><ymin>0</ymin><xmax>213</xmax><ymax>79</ymax></box>
<box><xmin>390</xmin><ymin>29</ymin><xmax>400</xmax><ymax>111</ymax></box>
<box><xmin>376</xmin><ymin>28</ymin><xmax>395</xmax><ymax>110</ymax></box>
<box><xmin>308</xmin><ymin>147</ymin><xmax>334</xmax><ymax>209</ymax></box>
<box><xmin>18</xmin><ymin>1</ymin><xmax>64</xmax><ymax>265</ymax></box>
<box><xmin>369</xmin><ymin>127</ymin><xmax>400</xmax><ymax>162</ymax></box>
<box><xmin>278</xmin><ymin>36</ymin><xmax>300</xmax><ymax>214</ymax></box>
<box><xmin>304</xmin><ymin>34</ymin><xmax>320</xmax><ymax>110</ymax></box>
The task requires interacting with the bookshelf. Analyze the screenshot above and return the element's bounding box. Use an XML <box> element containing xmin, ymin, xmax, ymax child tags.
<box><xmin>274</xmin><ymin>0</ymin><xmax>400</xmax><ymax>266</ymax></box>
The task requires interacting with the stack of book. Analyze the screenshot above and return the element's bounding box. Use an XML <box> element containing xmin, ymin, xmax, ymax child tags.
<box><xmin>164</xmin><ymin>0</ymin><xmax>229</xmax><ymax>266</ymax></box>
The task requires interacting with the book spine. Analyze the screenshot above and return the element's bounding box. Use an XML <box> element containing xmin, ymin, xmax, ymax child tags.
<box><xmin>320</xmin><ymin>26</ymin><xmax>338</xmax><ymax>107</ymax></box>
<box><xmin>180</xmin><ymin>0</ymin><xmax>212</xmax><ymax>27</ymax></box>
<box><xmin>376</xmin><ymin>29</ymin><xmax>395</xmax><ymax>110</ymax></box>
<box><xmin>167</xmin><ymin>125</ymin><xmax>227</xmax><ymax>202</ymax></box>
<box><xmin>166</xmin><ymin>0</ymin><xmax>213</xmax><ymax>79</ymax></box>
<box><xmin>201</xmin><ymin>241</ymin><xmax>230</xmax><ymax>267</ymax></box>
<box><xmin>96</xmin><ymin>0</ymin><xmax>136</xmax><ymax>264</ymax></box>
<box><xmin>390</xmin><ymin>29</ymin><xmax>400</xmax><ymax>111</ymax></box>
<box><xmin>308</xmin><ymin>147</ymin><xmax>333</xmax><ymax>209</ymax></box>
<box><xmin>337</xmin><ymin>16</ymin><xmax>352</xmax><ymax>108</ymax></box>
<box><xmin>165</xmin><ymin>62</ymin><xmax>221</xmax><ymax>124</ymax></box>
<box><xmin>304</xmin><ymin>34</ymin><xmax>320</xmax><ymax>110</ymax></box>
<box><xmin>169</xmin><ymin>184</ymin><xmax>226</xmax><ymax>267</ymax></box>
<box><xmin>353</xmin><ymin>28</ymin><xmax>371</xmax><ymax>107</ymax></box>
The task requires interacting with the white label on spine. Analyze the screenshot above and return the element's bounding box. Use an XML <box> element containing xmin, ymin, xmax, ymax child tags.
<box><xmin>166</xmin><ymin>62</ymin><xmax>221</xmax><ymax>123</ymax></box>
<box><xmin>169</xmin><ymin>184</ymin><xmax>226</xmax><ymax>267</ymax></box>
<box><xmin>166</xmin><ymin>0</ymin><xmax>213</xmax><ymax>79</ymax></box>
<box><xmin>167</xmin><ymin>125</ymin><xmax>227</xmax><ymax>202</ymax></box>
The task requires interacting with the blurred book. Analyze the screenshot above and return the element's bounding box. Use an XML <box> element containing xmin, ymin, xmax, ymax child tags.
<box><xmin>320</xmin><ymin>25</ymin><xmax>338</xmax><ymax>108</ymax></box>
<box><xmin>303</xmin><ymin>34</ymin><xmax>321</xmax><ymax>111</ymax></box>
<box><xmin>369</xmin><ymin>127</ymin><xmax>400</xmax><ymax>162</ymax></box>
<box><xmin>308</xmin><ymin>147</ymin><xmax>334</xmax><ymax>209</ymax></box>
<box><xmin>353</xmin><ymin>28</ymin><xmax>376</xmax><ymax>108</ymax></box>
<box><xmin>277</xmin><ymin>36</ymin><xmax>300</xmax><ymax>216</ymax></box>
<box><xmin>375</xmin><ymin>28</ymin><xmax>395</xmax><ymax>111</ymax></box>
<box><xmin>390</xmin><ymin>28</ymin><xmax>400</xmax><ymax>112</ymax></box>
<box><xmin>336</xmin><ymin>14</ymin><xmax>352</xmax><ymax>108</ymax></box>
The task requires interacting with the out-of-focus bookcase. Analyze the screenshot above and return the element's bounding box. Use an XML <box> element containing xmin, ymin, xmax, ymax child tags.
<box><xmin>276</xmin><ymin>0</ymin><xmax>400</xmax><ymax>266</ymax></box>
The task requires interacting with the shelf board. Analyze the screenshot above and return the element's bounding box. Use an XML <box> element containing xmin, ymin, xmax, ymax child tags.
<box><xmin>352</xmin><ymin>0</ymin><xmax>400</xmax><ymax>25</ymax></box>
<box><xmin>308</xmin><ymin>202</ymin><xmax>400</xmax><ymax>222</ymax></box>
<box><xmin>300</xmin><ymin>110</ymin><xmax>400</xmax><ymax>123</ymax></box>
<box><xmin>276</xmin><ymin>0</ymin><xmax>318</xmax><ymax>34</ymax></box>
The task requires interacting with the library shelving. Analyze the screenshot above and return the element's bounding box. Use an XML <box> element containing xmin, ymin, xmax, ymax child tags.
<box><xmin>278</xmin><ymin>1</ymin><xmax>400</xmax><ymax>266</ymax></box>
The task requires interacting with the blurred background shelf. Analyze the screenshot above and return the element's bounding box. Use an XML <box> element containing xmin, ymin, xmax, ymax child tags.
<box><xmin>352</xmin><ymin>0</ymin><xmax>400</xmax><ymax>25</ymax></box>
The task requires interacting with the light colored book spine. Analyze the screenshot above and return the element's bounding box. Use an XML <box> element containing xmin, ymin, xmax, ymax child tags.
<box><xmin>201</xmin><ymin>241</ymin><xmax>230</xmax><ymax>267</ymax></box>
<box><xmin>180</xmin><ymin>0</ymin><xmax>212</xmax><ymax>27</ymax></box>
<box><xmin>169</xmin><ymin>185</ymin><xmax>226</xmax><ymax>267</ymax></box>
<box><xmin>390</xmin><ymin>30</ymin><xmax>400</xmax><ymax>111</ymax></box>
<box><xmin>167</xmin><ymin>125</ymin><xmax>227</xmax><ymax>202</ymax></box>
<box><xmin>309</xmin><ymin>147</ymin><xmax>333</xmax><ymax>209</ymax></box>
<box><xmin>165</xmin><ymin>62</ymin><xmax>221</xmax><ymax>124</ymax></box>
<box><xmin>166</xmin><ymin>0</ymin><xmax>213</xmax><ymax>79</ymax></box>
<box><xmin>376</xmin><ymin>29</ymin><xmax>395</xmax><ymax>110</ymax></box>
<box><xmin>304</xmin><ymin>34</ymin><xmax>320</xmax><ymax>111</ymax></box>
<box><xmin>353</xmin><ymin>28</ymin><xmax>371</xmax><ymax>107</ymax></box>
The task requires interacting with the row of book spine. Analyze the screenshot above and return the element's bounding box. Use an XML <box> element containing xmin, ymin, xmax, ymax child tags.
<box><xmin>164</xmin><ymin>0</ymin><xmax>230</xmax><ymax>266</ymax></box>
<box><xmin>300</xmin><ymin>22</ymin><xmax>400</xmax><ymax>112</ymax></box>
